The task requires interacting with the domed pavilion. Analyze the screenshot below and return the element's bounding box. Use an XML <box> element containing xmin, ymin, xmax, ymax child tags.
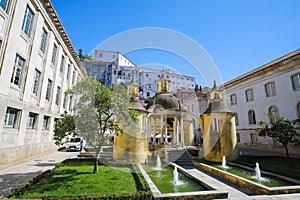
<box><xmin>147</xmin><ymin>72</ymin><xmax>194</xmax><ymax>149</ymax></box>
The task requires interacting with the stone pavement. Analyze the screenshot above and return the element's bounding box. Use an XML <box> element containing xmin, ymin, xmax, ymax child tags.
<box><xmin>1</xmin><ymin>150</ymin><xmax>300</xmax><ymax>199</ymax></box>
<box><xmin>0</xmin><ymin>150</ymin><xmax>78</xmax><ymax>198</ymax></box>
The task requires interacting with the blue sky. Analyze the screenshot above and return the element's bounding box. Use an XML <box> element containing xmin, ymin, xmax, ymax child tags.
<box><xmin>51</xmin><ymin>0</ymin><xmax>300</xmax><ymax>86</ymax></box>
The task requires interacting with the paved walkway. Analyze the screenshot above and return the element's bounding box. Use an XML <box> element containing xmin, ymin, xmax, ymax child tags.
<box><xmin>185</xmin><ymin>167</ymin><xmax>300</xmax><ymax>200</ymax></box>
<box><xmin>1</xmin><ymin>150</ymin><xmax>300</xmax><ymax>199</ymax></box>
<box><xmin>0</xmin><ymin>151</ymin><xmax>78</xmax><ymax>198</ymax></box>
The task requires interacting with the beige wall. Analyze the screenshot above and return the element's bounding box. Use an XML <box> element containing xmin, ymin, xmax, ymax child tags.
<box><xmin>200</xmin><ymin>113</ymin><xmax>238</xmax><ymax>162</ymax></box>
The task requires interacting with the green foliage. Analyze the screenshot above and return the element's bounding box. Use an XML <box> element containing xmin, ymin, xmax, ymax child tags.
<box><xmin>257</xmin><ymin>117</ymin><xmax>300</xmax><ymax>158</ymax></box>
<box><xmin>54</xmin><ymin>111</ymin><xmax>76</xmax><ymax>145</ymax></box>
<box><xmin>78</xmin><ymin>48</ymin><xmax>91</xmax><ymax>60</ymax></box>
<box><xmin>67</xmin><ymin>78</ymin><xmax>135</xmax><ymax>172</ymax></box>
<box><xmin>10</xmin><ymin>159</ymin><xmax>153</xmax><ymax>200</ymax></box>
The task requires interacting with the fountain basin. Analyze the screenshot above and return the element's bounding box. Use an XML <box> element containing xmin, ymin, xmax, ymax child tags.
<box><xmin>193</xmin><ymin>162</ymin><xmax>300</xmax><ymax>195</ymax></box>
<box><xmin>138</xmin><ymin>163</ymin><xmax>228</xmax><ymax>199</ymax></box>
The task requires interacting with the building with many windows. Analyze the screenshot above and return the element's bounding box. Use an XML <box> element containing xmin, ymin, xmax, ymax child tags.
<box><xmin>224</xmin><ymin>49</ymin><xmax>300</xmax><ymax>153</ymax></box>
<box><xmin>82</xmin><ymin>51</ymin><xmax>197</xmax><ymax>101</ymax></box>
<box><xmin>0</xmin><ymin>0</ymin><xmax>86</xmax><ymax>167</ymax></box>
<box><xmin>139</xmin><ymin>68</ymin><xmax>196</xmax><ymax>100</ymax></box>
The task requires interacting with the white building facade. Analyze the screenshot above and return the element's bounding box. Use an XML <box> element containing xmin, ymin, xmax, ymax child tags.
<box><xmin>224</xmin><ymin>49</ymin><xmax>300</xmax><ymax>152</ymax></box>
<box><xmin>90</xmin><ymin>50</ymin><xmax>137</xmax><ymax>87</ymax></box>
<box><xmin>0</xmin><ymin>0</ymin><xmax>86</xmax><ymax>167</ymax></box>
<box><xmin>83</xmin><ymin>51</ymin><xmax>197</xmax><ymax>98</ymax></box>
<box><xmin>139</xmin><ymin>68</ymin><xmax>196</xmax><ymax>99</ymax></box>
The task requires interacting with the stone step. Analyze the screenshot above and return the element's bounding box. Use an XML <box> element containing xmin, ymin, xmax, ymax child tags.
<box><xmin>78</xmin><ymin>152</ymin><xmax>113</xmax><ymax>159</ymax></box>
<box><xmin>167</xmin><ymin>149</ymin><xmax>193</xmax><ymax>166</ymax></box>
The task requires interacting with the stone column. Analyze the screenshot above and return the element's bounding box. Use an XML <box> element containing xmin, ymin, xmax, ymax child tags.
<box><xmin>180</xmin><ymin>115</ymin><xmax>184</xmax><ymax>146</ymax></box>
<box><xmin>173</xmin><ymin>116</ymin><xmax>177</xmax><ymax>146</ymax></box>
<box><xmin>160</xmin><ymin>115</ymin><xmax>164</xmax><ymax>144</ymax></box>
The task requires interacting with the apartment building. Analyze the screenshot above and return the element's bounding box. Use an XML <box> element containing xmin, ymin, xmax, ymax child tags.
<box><xmin>139</xmin><ymin>68</ymin><xmax>196</xmax><ymax>99</ymax></box>
<box><xmin>224</xmin><ymin>49</ymin><xmax>300</xmax><ymax>152</ymax></box>
<box><xmin>0</xmin><ymin>0</ymin><xmax>86</xmax><ymax>166</ymax></box>
<box><xmin>83</xmin><ymin>51</ymin><xmax>196</xmax><ymax>98</ymax></box>
<box><xmin>92</xmin><ymin>50</ymin><xmax>137</xmax><ymax>87</ymax></box>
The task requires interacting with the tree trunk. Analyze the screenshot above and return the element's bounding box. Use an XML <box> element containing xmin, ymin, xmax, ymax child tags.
<box><xmin>93</xmin><ymin>148</ymin><xmax>101</xmax><ymax>173</ymax></box>
<box><xmin>93</xmin><ymin>157</ymin><xmax>98</xmax><ymax>173</ymax></box>
<box><xmin>284</xmin><ymin>145</ymin><xmax>290</xmax><ymax>158</ymax></box>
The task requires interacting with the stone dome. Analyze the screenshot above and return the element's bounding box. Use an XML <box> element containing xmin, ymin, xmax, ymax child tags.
<box><xmin>150</xmin><ymin>92</ymin><xmax>180</xmax><ymax>110</ymax></box>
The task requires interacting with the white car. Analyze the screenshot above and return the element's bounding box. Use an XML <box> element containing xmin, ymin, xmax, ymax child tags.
<box><xmin>66</xmin><ymin>137</ymin><xmax>85</xmax><ymax>151</ymax></box>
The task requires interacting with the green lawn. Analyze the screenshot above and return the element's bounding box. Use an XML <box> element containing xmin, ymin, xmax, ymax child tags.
<box><xmin>234</xmin><ymin>155</ymin><xmax>300</xmax><ymax>180</ymax></box>
<box><xmin>13</xmin><ymin>160</ymin><xmax>138</xmax><ymax>199</ymax></box>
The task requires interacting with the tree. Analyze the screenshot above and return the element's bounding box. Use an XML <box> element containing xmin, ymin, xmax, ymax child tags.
<box><xmin>54</xmin><ymin>111</ymin><xmax>76</xmax><ymax>146</ymax></box>
<box><xmin>67</xmin><ymin>78</ymin><xmax>135</xmax><ymax>173</ymax></box>
<box><xmin>258</xmin><ymin>117</ymin><xmax>300</xmax><ymax>158</ymax></box>
<box><xmin>77</xmin><ymin>48</ymin><xmax>91</xmax><ymax>60</ymax></box>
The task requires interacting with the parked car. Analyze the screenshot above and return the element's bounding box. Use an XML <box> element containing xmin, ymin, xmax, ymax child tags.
<box><xmin>66</xmin><ymin>137</ymin><xmax>85</xmax><ymax>151</ymax></box>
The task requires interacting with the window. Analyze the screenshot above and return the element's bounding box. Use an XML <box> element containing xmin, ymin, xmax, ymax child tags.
<box><xmin>236</xmin><ymin>133</ymin><xmax>240</xmax><ymax>143</ymax></box>
<box><xmin>4</xmin><ymin>107</ymin><xmax>21</xmax><ymax>128</ymax></box>
<box><xmin>10</xmin><ymin>54</ymin><xmax>25</xmax><ymax>88</ymax></box>
<box><xmin>250</xmin><ymin>133</ymin><xmax>258</xmax><ymax>144</ymax></box>
<box><xmin>92</xmin><ymin>66</ymin><xmax>97</xmax><ymax>73</ymax></box>
<box><xmin>51</xmin><ymin>44</ymin><xmax>57</xmax><ymax>64</ymax></box>
<box><xmin>142</xmin><ymin>115</ymin><xmax>146</xmax><ymax>133</ymax></box>
<box><xmin>59</xmin><ymin>55</ymin><xmax>65</xmax><ymax>73</ymax></box>
<box><xmin>43</xmin><ymin>115</ymin><xmax>50</xmax><ymax>130</ymax></box>
<box><xmin>72</xmin><ymin>71</ymin><xmax>76</xmax><ymax>85</ymax></box>
<box><xmin>265</xmin><ymin>82</ymin><xmax>276</xmax><ymax>97</ymax></box>
<box><xmin>248</xmin><ymin>110</ymin><xmax>256</xmax><ymax>124</ymax></box>
<box><xmin>291</xmin><ymin>73</ymin><xmax>300</xmax><ymax>91</ymax></box>
<box><xmin>32</xmin><ymin>69</ymin><xmax>41</xmax><ymax>95</ymax></box>
<box><xmin>27</xmin><ymin>112</ymin><xmax>38</xmax><ymax>129</ymax></box>
<box><xmin>0</xmin><ymin>0</ymin><xmax>10</xmax><ymax>13</ymax></box>
<box><xmin>245</xmin><ymin>89</ymin><xmax>254</xmax><ymax>102</ymax></box>
<box><xmin>234</xmin><ymin>113</ymin><xmax>239</xmax><ymax>126</ymax></box>
<box><xmin>230</xmin><ymin>94</ymin><xmax>237</xmax><ymax>105</ymax></box>
<box><xmin>297</xmin><ymin>102</ymin><xmax>300</xmax><ymax>119</ymax></box>
<box><xmin>45</xmin><ymin>79</ymin><xmax>52</xmax><ymax>101</ymax></box>
<box><xmin>269</xmin><ymin>106</ymin><xmax>280</xmax><ymax>122</ymax></box>
<box><xmin>39</xmin><ymin>28</ymin><xmax>47</xmax><ymax>53</ymax></box>
<box><xmin>55</xmin><ymin>86</ymin><xmax>61</xmax><ymax>106</ymax></box>
<box><xmin>182</xmin><ymin>93</ymin><xmax>189</xmax><ymax>99</ymax></box>
<box><xmin>212</xmin><ymin>117</ymin><xmax>219</xmax><ymax>133</ymax></box>
<box><xmin>69</xmin><ymin>95</ymin><xmax>73</xmax><ymax>111</ymax></box>
<box><xmin>63</xmin><ymin>92</ymin><xmax>68</xmax><ymax>109</ymax></box>
<box><xmin>53</xmin><ymin>118</ymin><xmax>58</xmax><ymax>128</ymax></box>
<box><xmin>21</xmin><ymin>5</ymin><xmax>34</xmax><ymax>36</ymax></box>
<box><xmin>145</xmin><ymin>74</ymin><xmax>149</xmax><ymax>77</ymax></box>
<box><xmin>66</xmin><ymin>64</ymin><xmax>70</xmax><ymax>80</ymax></box>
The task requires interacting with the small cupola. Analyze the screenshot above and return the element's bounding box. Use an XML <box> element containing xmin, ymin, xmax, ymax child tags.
<box><xmin>210</xmin><ymin>80</ymin><xmax>222</xmax><ymax>101</ymax></box>
<box><xmin>127</xmin><ymin>76</ymin><xmax>139</xmax><ymax>97</ymax></box>
<box><xmin>157</xmin><ymin>70</ymin><xmax>171</xmax><ymax>93</ymax></box>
